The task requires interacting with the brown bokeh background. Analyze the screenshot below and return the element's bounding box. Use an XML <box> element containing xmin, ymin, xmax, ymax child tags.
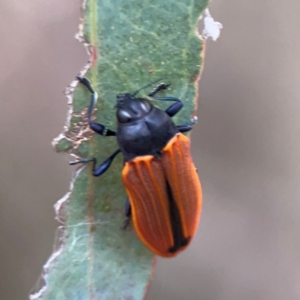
<box><xmin>1</xmin><ymin>0</ymin><xmax>300</xmax><ymax>299</ymax></box>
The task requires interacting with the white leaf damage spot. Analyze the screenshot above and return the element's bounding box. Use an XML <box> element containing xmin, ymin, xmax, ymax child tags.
<box><xmin>202</xmin><ymin>9</ymin><xmax>223</xmax><ymax>41</ymax></box>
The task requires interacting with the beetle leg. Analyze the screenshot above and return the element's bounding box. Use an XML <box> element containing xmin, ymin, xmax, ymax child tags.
<box><xmin>165</xmin><ymin>101</ymin><xmax>183</xmax><ymax>117</ymax></box>
<box><xmin>89</xmin><ymin>122</ymin><xmax>116</xmax><ymax>136</ymax></box>
<box><xmin>177</xmin><ymin>124</ymin><xmax>192</xmax><ymax>133</ymax></box>
<box><xmin>70</xmin><ymin>149</ymin><xmax>121</xmax><ymax>177</ymax></box>
<box><xmin>77</xmin><ymin>76</ymin><xmax>116</xmax><ymax>136</ymax></box>
<box><xmin>122</xmin><ymin>198</ymin><xmax>131</xmax><ymax>230</ymax></box>
<box><xmin>151</xmin><ymin>96</ymin><xmax>183</xmax><ymax>117</ymax></box>
<box><xmin>177</xmin><ymin>116</ymin><xmax>198</xmax><ymax>133</ymax></box>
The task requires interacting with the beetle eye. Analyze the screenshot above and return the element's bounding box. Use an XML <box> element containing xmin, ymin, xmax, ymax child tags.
<box><xmin>140</xmin><ymin>100</ymin><xmax>151</xmax><ymax>113</ymax></box>
<box><xmin>117</xmin><ymin>109</ymin><xmax>132</xmax><ymax>123</ymax></box>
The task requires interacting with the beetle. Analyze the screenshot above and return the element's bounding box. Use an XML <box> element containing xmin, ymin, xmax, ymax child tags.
<box><xmin>71</xmin><ymin>77</ymin><xmax>202</xmax><ymax>257</ymax></box>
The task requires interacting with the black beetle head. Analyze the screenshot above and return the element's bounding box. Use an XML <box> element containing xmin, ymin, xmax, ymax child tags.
<box><xmin>116</xmin><ymin>93</ymin><xmax>151</xmax><ymax>124</ymax></box>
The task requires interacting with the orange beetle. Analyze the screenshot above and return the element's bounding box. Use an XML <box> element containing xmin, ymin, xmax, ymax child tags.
<box><xmin>71</xmin><ymin>77</ymin><xmax>202</xmax><ymax>257</ymax></box>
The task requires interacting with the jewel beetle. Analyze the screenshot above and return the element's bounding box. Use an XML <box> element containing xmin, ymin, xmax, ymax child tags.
<box><xmin>71</xmin><ymin>77</ymin><xmax>202</xmax><ymax>257</ymax></box>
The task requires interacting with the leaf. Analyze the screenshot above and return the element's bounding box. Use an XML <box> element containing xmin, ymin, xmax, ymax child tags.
<box><xmin>30</xmin><ymin>0</ymin><xmax>209</xmax><ymax>299</ymax></box>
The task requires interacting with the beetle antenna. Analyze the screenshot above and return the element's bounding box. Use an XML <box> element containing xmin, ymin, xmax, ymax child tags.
<box><xmin>132</xmin><ymin>78</ymin><xmax>163</xmax><ymax>96</ymax></box>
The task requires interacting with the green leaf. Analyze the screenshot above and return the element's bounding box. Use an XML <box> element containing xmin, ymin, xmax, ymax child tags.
<box><xmin>31</xmin><ymin>0</ymin><xmax>209</xmax><ymax>299</ymax></box>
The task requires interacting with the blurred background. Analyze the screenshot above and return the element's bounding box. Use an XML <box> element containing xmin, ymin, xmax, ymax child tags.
<box><xmin>1</xmin><ymin>0</ymin><xmax>300</xmax><ymax>299</ymax></box>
